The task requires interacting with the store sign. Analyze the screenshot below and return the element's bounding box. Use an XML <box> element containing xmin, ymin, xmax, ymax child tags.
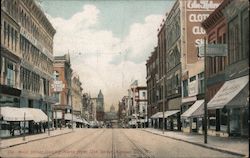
<box><xmin>188</xmin><ymin>80</ymin><xmax>198</xmax><ymax>96</ymax></box>
<box><xmin>185</xmin><ymin>0</ymin><xmax>221</xmax><ymax>64</ymax></box>
<box><xmin>187</xmin><ymin>0</ymin><xmax>220</xmax><ymax>10</ymax></box>
<box><xmin>198</xmin><ymin>44</ymin><xmax>228</xmax><ymax>57</ymax></box>
<box><xmin>52</xmin><ymin>81</ymin><xmax>65</xmax><ymax>92</ymax></box>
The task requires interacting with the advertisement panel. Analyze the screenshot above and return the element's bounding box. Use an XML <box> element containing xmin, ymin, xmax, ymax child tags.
<box><xmin>185</xmin><ymin>0</ymin><xmax>221</xmax><ymax>64</ymax></box>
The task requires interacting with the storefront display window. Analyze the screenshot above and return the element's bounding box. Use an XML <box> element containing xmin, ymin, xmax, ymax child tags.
<box><xmin>242</xmin><ymin>107</ymin><xmax>249</xmax><ymax>136</ymax></box>
<box><xmin>208</xmin><ymin>110</ymin><xmax>216</xmax><ymax>130</ymax></box>
<box><xmin>220</xmin><ymin>108</ymin><xmax>228</xmax><ymax>132</ymax></box>
<box><xmin>229</xmin><ymin>108</ymin><xmax>240</xmax><ymax>136</ymax></box>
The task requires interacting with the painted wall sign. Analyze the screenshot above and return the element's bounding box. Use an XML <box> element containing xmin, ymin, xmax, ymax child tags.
<box><xmin>185</xmin><ymin>0</ymin><xmax>221</xmax><ymax>64</ymax></box>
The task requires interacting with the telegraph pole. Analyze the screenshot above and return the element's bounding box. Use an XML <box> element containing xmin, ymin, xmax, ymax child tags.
<box><xmin>204</xmin><ymin>38</ymin><xmax>208</xmax><ymax>144</ymax></box>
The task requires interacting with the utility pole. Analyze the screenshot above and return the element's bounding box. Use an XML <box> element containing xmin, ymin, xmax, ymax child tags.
<box><xmin>204</xmin><ymin>38</ymin><xmax>208</xmax><ymax>144</ymax></box>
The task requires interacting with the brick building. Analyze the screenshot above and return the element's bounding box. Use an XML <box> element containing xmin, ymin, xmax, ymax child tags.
<box><xmin>52</xmin><ymin>54</ymin><xmax>72</xmax><ymax>127</ymax></box>
<box><xmin>203</xmin><ymin>0</ymin><xmax>249</xmax><ymax>137</ymax></box>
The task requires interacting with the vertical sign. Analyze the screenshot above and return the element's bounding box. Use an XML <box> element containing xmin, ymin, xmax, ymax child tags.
<box><xmin>185</xmin><ymin>0</ymin><xmax>221</xmax><ymax>63</ymax></box>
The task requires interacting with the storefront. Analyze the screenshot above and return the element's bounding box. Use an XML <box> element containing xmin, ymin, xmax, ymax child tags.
<box><xmin>150</xmin><ymin>112</ymin><xmax>162</xmax><ymax>129</ymax></box>
<box><xmin>0</xmin><ymin>107</ymin><xmax>50</xmax><ymax>137</ymax></box>
<box><xmin>208</xmin><ymin>75</ymin><xmax>249</xmax><ymax>137</ymax></box>
<box><xmin>181</xmin><ymin>100</ymin><xmax>204</xmax><ymax>134</ymax></box>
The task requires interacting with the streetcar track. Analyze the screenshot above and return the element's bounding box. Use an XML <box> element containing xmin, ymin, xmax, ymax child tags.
<box><xmin>121</xmin><ymin>130</ymin><xmax>154</xmax><ymax>158</ymax></box>
<box><xmin>45</xmin><ymin>129</ymin><xmax>105</xmax><ymax>158</ymax></box>
<box><xmin>112</xmin><ymin>128</ymin><xmax>117</xmax><ymax>158</ymax></box>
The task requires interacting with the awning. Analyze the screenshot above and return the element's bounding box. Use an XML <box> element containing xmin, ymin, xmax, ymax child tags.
<box><xmin>181</xmin><ymin>100</ymin><xmax>204</xmax><ymax>119</ymax></box>
<box><xmin>160</xmin><ymin>110</ymin><xmax>180</xmax><ymax>118</ymax></box>
<box><xmin>53</xmin><ymin>111</ymin><xmax>63</xmax><ymax>119</ymax></box>
<box><xmin>208</xmin><ymin>75</ymin><xmax>249</xmax><ymax>109</ymax></box>
<box><xmin>82</xmin><ymin>118</ymin><xmax>89</xmax><ymax>125</ymax></box>
<box><xmin>0</xmin><ymin>107</ymin><xmax>33</xmax><ymax>121</ymax></box>
<box><xmin>64</xmin><ymin>113</ymin><xmax>83</xmax><ymax>123</ymax></box>
<box><xmin>0</xmin><ymin>107</ymin><xmax>50</xmax><ymax>122</ymax></box>
<box><xmin>22</xmin><ymin>108</ymin><xmax>50</xmax><ymax>122</ymax></box>
<box><xmin>151</xmin><ymin>112</ymin><xmax>162</xmax><ymax>119</ymax></box>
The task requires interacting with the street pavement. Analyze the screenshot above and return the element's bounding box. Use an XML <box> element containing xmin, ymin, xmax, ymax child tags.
<box><xmin>142</xmin><ymin>128</ymin><xmax>249</xmax><ymax>157</ymax></box>
<box><xmin>0</xmin><ymin>128</ymin><xmax>243</xmax><ymax>158</ymax></box>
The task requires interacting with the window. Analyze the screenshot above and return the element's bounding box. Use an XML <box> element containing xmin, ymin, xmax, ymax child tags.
<box><xmin>7</xmin><ymin>61</ymin><xmax>15</xmax><ymax>87</ymax></box>
<box><xmin>208</xmin><ymin>110</ymin><xmax>216</xmax><ymax>130</ymax></box>
<box><xmin>243</xmin><ymin>12</ymin><xmax>249</xmax><ymax>59</ymax></box>
<box><xmin>183</xmin><ymin>80</ymin><xmax>188</xmax><ymax>97</ymax></box>
<box><xmin>198</xmin><ymin>72</ymin><xmax>204</xmax><ymax>94</ymax></box>
<box><xmin>4</xmin><ymin>21</ymin><xmax>7</xmax><ymax>45</ymax></box>
<box><xmin>189</xmin><ymin>76</ymin><xmax>196</xmax><ymax>82</ymax></box>
<box><xmin>11</xmin><ymin>27</ymin><xmax>14</xmax><ymax>50</ymax></box>
<box><xmin>7</xmin><ymin>24</ymin><xmax>10</xmax><ymax>47</ymax></box>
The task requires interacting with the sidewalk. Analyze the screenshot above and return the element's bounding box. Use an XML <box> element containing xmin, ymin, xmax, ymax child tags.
<box><xmin>0</xmin><ymin>128</ymin><xmax>73</xmax><ymax>149</ymax></box>
<box><xmin>141</xmin><ymin>128</ymin><xmax>249</xmax><ymax>157</ymax></box>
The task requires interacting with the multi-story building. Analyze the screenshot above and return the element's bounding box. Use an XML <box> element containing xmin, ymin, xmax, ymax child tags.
<box><xmin>147</xmin><ymin>0</ymin><xmax>222</xmax><ymax>132</ymax></box>
<box><xmin>71</xmin><ymin>73</ymin><xmax>83</xmax><ymax>116</ymax></box>
<box><xmin>203</xmin><ymin>0</ymin><xmax>249</xmax><ymax>137</ymax></box>
<box><xmin>90</xmin><ymin>98</ymin><xmax>97</xmax><ymax>122</ymax></box>
<box><xmin>1</xmin><ymin>0</ymin><xmax>22</xmax><ymax>108</ymax></box>
<box><xmin>1</xmin><ymin>0</ymin><xmax>56</xmax><ymax>136</ymax></box>
<box><xmin>201</xmin><ymin>0</ymin><xmax>228</xmax><ymax>137</ymax></box>
<box><xmin>146</xmin><ymin>47</ymin><xmax>158</xmax><ymax>123</ymax></box>
<box><xmin>52</xmin><ymin>54</ymin><xmax>72</xmax><ymax>127</ymax></box>
<box><xmin>118</xmin><ymin>96</ymin><xmax>128</xmax><ymax>127</ymax></box>
<box><xmin>134</xmin><ymin>86</ymin><xmax>147</xmax><ymax>127</ymax></box>
<box><xmin>164</xmin><ymin>3</ymin><xmax>182</xmax><ymax>131</ymax></box>
<box><xmin>96</xmin><ymin>90</ymin><xmax>104</xmax><ymax>122</ymax></box>
<box><xmin>179</xmin><ymin>0</ymin><xmax>222</xmax><ymax>134</ymax></box>
<box><xmin>82</xmin><ymin>93</ymin><xmax>91</xmax><ymax>121</ymax></box>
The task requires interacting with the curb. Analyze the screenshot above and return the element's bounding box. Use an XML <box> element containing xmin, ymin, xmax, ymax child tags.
<box><xmin>141</xmin><ymin>129</ymin><xmax>247</xmax><ymax>157</ymax></box>
<box><xmin>1</xmin><ymin>131</ymin><xmax>73</xmax><ymax>149</ymax></box>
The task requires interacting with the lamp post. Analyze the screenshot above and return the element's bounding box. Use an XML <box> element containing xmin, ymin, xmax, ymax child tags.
<box><xmin>23</xmin><ymin>112</ymin><xmax>26</xmax><ymax>141</ymax></box>
<box><xmin>47</xmin><ymin>103</ymin><xmax>50</xmax><ymax>136</ymax></box>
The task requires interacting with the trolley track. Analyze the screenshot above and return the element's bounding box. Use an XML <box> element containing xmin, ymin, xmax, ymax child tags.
<box><xmin>45</xmin><ymin>129</ymin><xmax>105</xmax><ymax>158</ymax></box>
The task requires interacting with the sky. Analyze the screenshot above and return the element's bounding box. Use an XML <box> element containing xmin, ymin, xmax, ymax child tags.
<box><xmin>40</xmin><ymin>0</ymin><xmax>175</xmax><ymax>111</ymax></box>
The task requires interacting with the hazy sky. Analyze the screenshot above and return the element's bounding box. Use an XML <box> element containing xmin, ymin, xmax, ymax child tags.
<box><xmin>40</xmin><ymin>0</ymin><xmax>174</xmax><ymax>111</ymax></box>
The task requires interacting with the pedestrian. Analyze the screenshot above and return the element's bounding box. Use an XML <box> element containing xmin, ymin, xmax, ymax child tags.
<box><xmin>43</xmin><ymin>123</ymin><xmax>46</xmax><ymax>132</ymax></box>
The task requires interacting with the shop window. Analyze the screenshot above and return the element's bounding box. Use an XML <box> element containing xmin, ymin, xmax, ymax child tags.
<box><xmin>241</xmin><ymin>107</ymin><xmax>248</xmax><ymax>136</ymax></box>
<box><xmin>220</xmin><ymin>108</ymin><xmax>228</xmax><ymax>132</ymax></box>
<box><xmin>229</xmin><ymin>108</ymin><xmax>241</xmax><ymax>136</ymax></box>
<box><xmin>208</xmin><ymin>110</ymin><xmax>216</xmax><ymax>130</ymax></box>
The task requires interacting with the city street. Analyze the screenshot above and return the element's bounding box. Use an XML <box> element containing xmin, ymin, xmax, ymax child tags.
<box><xmin>0</xmin><ymin>129</ymin><xmax>240</xmax><ymax>158</ymax></box>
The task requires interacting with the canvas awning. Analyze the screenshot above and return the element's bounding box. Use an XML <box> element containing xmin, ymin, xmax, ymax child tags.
<box><xmin>159</xmin><ymin>110</ymin><xmax>180</xmax><ymax>118</ymax></box>
<box><xmin>0</xmin><ymin>107</ymin><xmax>33</xmax><ymax>121</ymax></box>
<box><xmin>0</xmin><ymin>107</ymin><xmax>50</xmax><ymax>122</ymax></box>
<box><xmin>151</xmin><ymin>112</ymin><xmax>163</xmax><ymax>119</ymax></box>
<box><xmin>22</xmin><ymin>108</ymin><xmax>50</xmax><ymax>122</ymax></box>
<box><xmin>82</xmin><ymin>118</ymin><xmax>89</xmax><ymax>125</ymax></box>
<box><xmin>208</xmin><ymin>75</ymin><xmax>249</xmax><ymax>109</ymax></box>
<box><xmin>53</xmin><ymin>111</ymin><xmax>63</xmax><ymax>119</ymax></box>
<box><xmin>181</xmin><ymin>100</ymin><xmax>204</xmax><ymax>119</ymax></box>
<box><xmin>64</xmin><ymin>113</ymin><xmax>83</xmax><ymax>123</ymax></box>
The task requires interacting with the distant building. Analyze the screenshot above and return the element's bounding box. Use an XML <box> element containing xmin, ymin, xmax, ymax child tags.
<box><xmin>96</xmin><ymin>90</ymin><xmax>104</xmax><ymax>122</ymax></box>
<box><xmin>71</xmin><ymin>73</ymin><xmax>83</xmax><ymax>116</ymax></box>
<box><xmin>104</xmin><ymin>105</ymin><xmax>118</xmax><ymax>121</ymax></box>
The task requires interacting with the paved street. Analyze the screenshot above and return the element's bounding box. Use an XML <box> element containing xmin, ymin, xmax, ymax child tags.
<box><xmin>0</xmin><ymin>129</ymin><xmax>240</xmax><ymax>158</ymax></box>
